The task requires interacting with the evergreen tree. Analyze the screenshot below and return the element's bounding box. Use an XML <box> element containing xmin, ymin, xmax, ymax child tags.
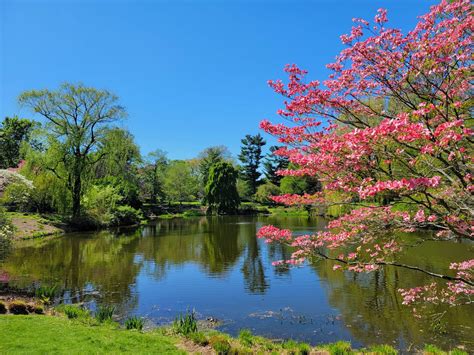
<box><xmin>263</xmin><ymin>146</ymin><xmax>288</xmax><ymax>185</ymax></box>
<box><xmin>238</xmin><ymin>134</ymin><xmax>266</xmax><ymax>195</ymax></box>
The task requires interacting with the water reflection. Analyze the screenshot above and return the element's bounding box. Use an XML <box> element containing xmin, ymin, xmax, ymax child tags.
<box><xmin>0</xmin><ymin>216</ymin><xmax>472</xmax><ymax>351</ymax></box>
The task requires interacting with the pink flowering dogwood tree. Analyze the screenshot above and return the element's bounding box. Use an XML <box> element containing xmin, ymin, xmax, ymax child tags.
<box><xmin>258</xmin><ymin>0</ymin><xmax>473</xmax><ymax>309</ymax></box>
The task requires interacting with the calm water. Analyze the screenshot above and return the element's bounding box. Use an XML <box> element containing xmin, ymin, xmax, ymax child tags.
<box><xmin>1</xmin><ymin>216</ymin><xmax>473</xmax><ymax>351</ymax></box>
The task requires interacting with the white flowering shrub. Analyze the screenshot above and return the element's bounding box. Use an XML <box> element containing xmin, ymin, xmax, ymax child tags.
<box><xmin>0</xmin><ymin>169</ymin><xmax>35</xmax><ymax>212</ymax></box>
<box><xmin>0</xmin><ymin>208</ymin><xmax>13</xmax><ymax>261</ymax></box>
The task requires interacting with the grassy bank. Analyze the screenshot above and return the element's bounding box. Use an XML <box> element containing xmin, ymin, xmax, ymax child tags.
<box><xmin>0</xmin><ymin>307</ymin><xmax>468</xmax><ymax>354</ymax></box>
<box><xmin>0</xmin><ymin>315</ymin><xmax>183</xmax><ymax>354</ymax></box>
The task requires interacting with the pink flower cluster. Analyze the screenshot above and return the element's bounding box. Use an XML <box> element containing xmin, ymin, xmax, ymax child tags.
<box><xmin>358</xmin><ymin>176</ymin><xmax>441</xmax><ymax>199</ymax></box>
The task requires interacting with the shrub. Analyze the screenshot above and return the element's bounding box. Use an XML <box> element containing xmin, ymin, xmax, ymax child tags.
<box><xmin>365</xmin><ymin>344</ymin><xmax>398</xmax><ymax>354</ymax></box>
<box><xmin>2</xmin><ymin>182</ymin><xmax>34</xmax><ymax>212</ymax></box>
<box><xmin>95</xmin><ymin>305</ymin><xmax>115</xmax><ymax>322</ymax></box>
<box><xmin>0</xmin><ymin>208</ymin><xmax>13</xmax><ymax>262</ymax></box>
<box><xmin>125</xmin><ymin>316</ymin><xmax>145</xmax><ymax>330</ymax></box>
<box><xmin>63</xmin><ymin>305</ymin><xmax>88</xmax><ymax>319</ymax></box>
<box><xmin>298</xmin><ymin>342</ymin><xmax>312</xmax><ymax>355</ymax></box>
<box><xmin>33</xmin><ymin>305</ymin><xmax>45</xmax><ymax>315</ymax></box>
<box><xmin>319</xmin><ymin>341</ymin><xmax>352</xmax><ymax>355</ymax></box>
<box><xmin>9</xmin><ymin>300</ymin><xmax>29</xmax><ymax>315</ymax></box>
<box><xmin>35</xmin><ymin>284</ymin><xmax>58</xmax><ymax>304</ymax></box>
<box><xmin>423</xmin><ymin>345</ymin><xmax>447</xmax><ymax>355</ymax></box>
<box><xmin>0</xmin><ymin>301</ymin><xmax>7</xmax><ymax>314</ymax></box>
<box><xmin>183</xmin><ymin>209</ymin><xmax>205</xmax><ymax>217</ymax></box>
<box><xmin>254</xmin><ymin>182</ymin><xmax>280</xmax><ymax>205</ymax></box>
<box><xmin>238</xmin><ymin>329</ymin><xmax>254</xmax><ymax>347</ymax></box>
<box><xmin>209</xmin><ymin>335</ymin><xmax>231</xmax><ymax>354</ymax></box>
<box><xmin>112</xmin><ymin>205</ymin><xmax>143</xmax><ymax>226</ymax></box>
<box><xmin>189</xmin><ymin>331</ymin><xmax>209</xmax><ymax>346</ymax></box>
<box><xmin>83</xmin><ymin>185</ymin><xmax>122</xmax><ymax>226</ymax></box>
<box><xmin>173</xmin><ymin>310</ymin><xmax>198</xmax><ymax>336</ymax></box>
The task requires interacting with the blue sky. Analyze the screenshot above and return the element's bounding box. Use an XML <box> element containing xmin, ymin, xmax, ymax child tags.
<box><xmin>1</xmin><ymin>0</ymin><xmax>437</xmax><ymax>160</ymax></box>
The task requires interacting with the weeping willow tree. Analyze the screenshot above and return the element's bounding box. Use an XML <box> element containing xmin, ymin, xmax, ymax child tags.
<box><xmin>205</xmin><ymin>162</ymin><xmax>240</xmax><ymax>215</ymax></box>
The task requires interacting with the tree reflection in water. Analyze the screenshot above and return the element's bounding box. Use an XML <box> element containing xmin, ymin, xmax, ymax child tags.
<box><xmin>0</xmin><ymin>216</ymin><xmax>472</xmax><ymax>351</ymax></box>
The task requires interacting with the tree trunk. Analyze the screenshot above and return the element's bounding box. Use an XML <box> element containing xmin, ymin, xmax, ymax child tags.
<box><xmin>72</xmin><ymin>162</ymin><xmax>82</xmax><ymax>219</ymax></box>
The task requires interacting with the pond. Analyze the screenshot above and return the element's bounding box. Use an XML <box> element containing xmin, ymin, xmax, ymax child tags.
<box><xmin>1</xmin><ymin>216</ymin><xmax>473</xmax><ymax>351</ymax></box>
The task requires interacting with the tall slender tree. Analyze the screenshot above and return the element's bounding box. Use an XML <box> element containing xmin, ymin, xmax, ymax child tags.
<box><xmin>238</xmin><ymin>134</ymin><xmax>266</xmax><ymax>195</ymax></box>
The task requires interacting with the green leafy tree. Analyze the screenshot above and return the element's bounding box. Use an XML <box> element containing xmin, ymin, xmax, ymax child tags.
<box><xmin>254</xmin><ymin>182</ymin><xmax>280</xmax><ymax>205</ymax></box>
<box><xmin>238</xmin><ymin>134</ymin><xmax>266</xmax><ymax>196</ymax></box>
<box><xmin>0</xmin><ymin>116</ymin><xmax>35</xmax><ymax>169</ymax></box>
<box><xmin>198</xmin><ymin>146</ymin><xmax>233</xmax><ymax>188</ymax></box>
<box><xmin>94</xmin><ymin>128</ymin><xmax>142</xmax><ymax>207</ymax></box>
<box><xmin>19</xmin><ymin>83</ymin><xmax>126</xmax><ymax>218</ymax></box>
<box><xmin>263</xmin><ymin>146</ymin><xmax>288</xmax><ymax>185</ymax></box>
<box><xmin>279</xmin><ymin>175</ymin><xmax>321</xmax><ymax>195</ymax></box>
<box><xmin>164</xmin><ymin>160</ymin><xmax>199</xmax><ymax>204</ymax></box>
<box><xmin>205</xmin><ymin>162</ymin><xmax>240</xmax><ymax>214</ymax></box>
<box><xmin>143</xmin><ymin>149</ymin><xmax>168</xmax><ymax>203</ymax></box>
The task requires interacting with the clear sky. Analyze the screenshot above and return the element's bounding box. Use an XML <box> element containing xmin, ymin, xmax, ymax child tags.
<box><xmin>1</xmin><ymin>0</ymin><xmax>437</xmax><ymax>160</ymax></box>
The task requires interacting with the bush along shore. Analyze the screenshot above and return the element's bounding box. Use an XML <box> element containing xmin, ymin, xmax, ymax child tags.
<box><xmin>0</xmin><ymin>298</ymin><xmax>468</xmax><ymax>355</ymax></box>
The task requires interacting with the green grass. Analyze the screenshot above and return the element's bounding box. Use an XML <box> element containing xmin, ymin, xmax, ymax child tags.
<box><xmin>0</xmin><ymin>315</ymin><xmax>184</xmax><ymax>354</ymax></box>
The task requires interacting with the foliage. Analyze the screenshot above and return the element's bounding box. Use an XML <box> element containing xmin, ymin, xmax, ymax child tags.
<box><xmin>238</xmin><ymin>134</ymin><xmax>266</xmax><ymax>195</ymax></box>
<box><xmin>209</xmin><ymin>334</ymin><xmax>231</xmax><ymax>354</ymax></box>
<box><xmin>0</xmin><ymin>116</ymin><xmax>34</xmax><ymax>169</ymax></box>
<box><xmin>254</xmin><ymin>182</ymin><xmax>280</xmax><ymax>205</ymax></box>
<box><xmin>142</xmin><ymin>149</ymin><xmax>168</xmax><ymax>203</ymax></box>
<box><xmin>95</xmin><ymin>305</ymin><xmax>115</xmax><ymax>322</ymax></box>
<box><xmin>164</xmin><ymin>160</ymin><xmax>199</xmax><ymax>204</ymax></box>
<box><xmin>35</xmin><ymin>284</ymin><xmax>58</xmax><ymax>305</ymax></box>
<box><xmin>238</xmin><ymin>329</ymin><xmax>254</xmax><ymax>347</ymax></box>
<box><xmin>279</xmin><ymin>172</ymin><xmax>321</xmax><ymax>196</ymax></box>
<box><xmin>236</xmin><ymin>178</ymin><xmax>252</xmax><ymax>201</ymax></box>
<box><xmin>125</xmin><ymin>316</ymin><xmax>145</xmax><ymax>330</ymax></box>
<box><xmin>317</xmin><ymin>341</ymin><xmax>352</xmax><ymax>355</ymax></box>
<box><xmin>0</xmin><ymin>208</ymin><xmax>13</xmax><ymax>262</ymax></box>
<box><xmin>263</xmin><ymin>145</ymin><xmax>289</xmax><ymax>185</ymax></box>
<box><xmin>19</xmin><ymin>83</ymin><xmax>126</xmax><ymax>218</ymax></box>
<box><xmin>62</xmin><ymin>305</ymin><xmax>89</xmax><ymax>319</ymax></box>
<box><xmin>205</xmin><ymin>162</ymin><xmax>240</xmax><ymax>214</ymax></box>
<box><xmin>113</xmin><ymin>205</ymin><xmax>143</xmax><ymax>226</ymax></box>
<box><xmin>173</xmin><ymin>310</ymin><xmax>198</xmax><ymax>336</ymax></box>
<box><xmin>189</xmin><ymin>331</ymin><xmax>209</xmax><ymax>346</ymax></box>
<box><xmin>82</xmin><ymin>185</ymin><xmax>122</xmax><ymax>226</ymax></box>
<box><xmin>259</xmin><ymin>1</ymin><xmax>473</xmax><ymax>309</ymax></box>
<box><xmin>2</xmin><ymin>182</ymin><xmax>35</xmax><ymax>212</ymax></box>
<box><xmin>198</xmin><ymin>145</ymin><xmax>233</xmax><ymax>194</ymax></box>
<box><xmin>8</xmin><ymin>301</ymin><xmax>29</xmax><ymax>315</ymax></box>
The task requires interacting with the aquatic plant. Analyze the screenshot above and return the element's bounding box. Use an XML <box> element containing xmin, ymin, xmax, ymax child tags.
<box><xmin>63</xmin><ymin>305</ymin><xmax>88</xmax><ymax>319</ymax></box>
<box><xmin>35</xmin><ymin>284</ymin><xmax>58</xmax><ymax>304</ymax></box>
<box><xmin>95</xmin><ymin>305</ymin><xmax>115</xmax><ymax>322</ymax></box>
<box><xmin>125</xmin><ymin>316</ymin><xmax>144</xmax><ymax>331</ymax></box>
<box><xmin>173</xmin><ymin>310</ymin><xmax>197</xmax><ymax>335</ymax></box>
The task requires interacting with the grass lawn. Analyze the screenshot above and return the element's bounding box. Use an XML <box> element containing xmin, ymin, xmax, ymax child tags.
<box><xmin>0</xmin><ymin>315</ymin><xmax>184</xmax><ymax>354</ymax></box>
